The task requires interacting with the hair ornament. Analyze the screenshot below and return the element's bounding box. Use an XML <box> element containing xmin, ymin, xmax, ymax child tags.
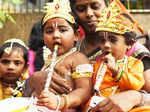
<box><xmin>96</xmin><ymin>0</ymin><xmax>144</xmax><ymax>34</ymax></box>
<box><xmin>42</xmin><ymin>0</ymin><xmax>75</xmax><ymax>25</ymax></box>
<box><xmin>4</xmin><ymin>38</ymin><xmax>28</xmax><ymax>54</ymax></box>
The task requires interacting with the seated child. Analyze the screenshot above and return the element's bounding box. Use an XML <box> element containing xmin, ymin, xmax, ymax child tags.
<box><xmin>0</xmin><ymin>38</ymin><xmax>29</xmax><ymax>100</ymax></box>
<box><xmin>25</xmin><ymin>0</ymin><xmax>93</xmax><ymax>111</ymax></box>
<box><xmin>83</xmin><ymin>0</ymin><xmax>145</xmax><ymax>111</ymax></box>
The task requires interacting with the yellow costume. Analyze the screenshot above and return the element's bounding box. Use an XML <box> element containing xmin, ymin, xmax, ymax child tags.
<box><xmin>93</xmin><ymin>56</ymin><xmax>144</xmax><ymax>97</ymax></box>
<box><xmin>0</xmin><ymin>39</ymin><xmax>29</xmax><ymax>100</ymax></box>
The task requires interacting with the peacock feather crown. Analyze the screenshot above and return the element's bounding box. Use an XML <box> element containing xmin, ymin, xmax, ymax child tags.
<box><xmin>96</xmin><ymin>0</ymin><xmax>144</xmax><ymax>34</ymax></box>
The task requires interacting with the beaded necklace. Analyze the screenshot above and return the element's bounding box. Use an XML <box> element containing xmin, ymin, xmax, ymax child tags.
<box><xmin>94</xmin><ymin>55</ymin><xmax>128</xmax><ymax>96</ymax></box>
<box><xmin>0</xmin><ymin>78</ymin><xmax>25</xmax><ymax>99</ymax></box>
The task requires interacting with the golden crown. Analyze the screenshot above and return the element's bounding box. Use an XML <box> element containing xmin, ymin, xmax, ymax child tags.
<box><xmin>96</xmin><ymin>0</ymin><xmax>144</xmax><ymax>34</ymax></box>
<box><xmin>42</xmin><ymin>0</ymin><xmax>75</xmax><ymax>25</ymax></box>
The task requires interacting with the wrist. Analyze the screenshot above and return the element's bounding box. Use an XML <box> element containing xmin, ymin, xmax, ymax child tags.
<box><xmin>60</xmin><ymin>94</ymin><xmax>69</xmax><ymax>111</ymax></box>
<box><xmin>137</xmin><ymin>90</ymin><xmax>148</xmax><ymax>107</ymax></box>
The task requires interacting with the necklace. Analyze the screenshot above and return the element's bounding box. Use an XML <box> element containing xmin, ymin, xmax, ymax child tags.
<box><xmin>42</xmin><ymin>47</ymin><xmax>77</xmax><ymax>71</ymax></box>
<box><xmin>94</xmin><ymin>55</ymin><xmax>128</xmax><ymax>96</ymax></box>
<box><xmin>0</xmin><ymin>78</ymin><xmax>24</xmax><ymax>99</ymax></box>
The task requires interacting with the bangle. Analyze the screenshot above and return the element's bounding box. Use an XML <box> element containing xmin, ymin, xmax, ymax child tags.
<box><xmin>56</xmin><ymin>95</ymin><xmax>61</xmax><ymax>111</ymax></box>
<box><xmin>61</xmin><ymin>94</ymin><xmax>68</xmax><ymax>111</ymax></box>
<box><xmin>137</xmin><ymin>90</ymin><xmax>147</xmax><ymax>107</ymax></box>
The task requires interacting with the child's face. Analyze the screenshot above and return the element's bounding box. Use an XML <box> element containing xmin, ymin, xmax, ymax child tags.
<box><xmin>73</xmin><ymin>0</ymin><xmax>106</xmax><ymax>32</ymax></box>
<box><xmin>0</xmin><ymin>48</ymin><xmax>25</xmax><ymax>83</ymax></box>
<box><xmin>43</xmin><ymin>18</ymin><xmax>77</xmax><ymax>55</ymax></box>
<box><xmin>98</xmin><ymin>31</ymin><xmax>130</xmax><ymax>60</ymax></box>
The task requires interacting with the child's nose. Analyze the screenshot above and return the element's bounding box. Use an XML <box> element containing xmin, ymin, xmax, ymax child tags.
<box><xmin>86</xmin><ymin>7</ymin><xmax>94</xmax><ymax>19</ymax></box>
<box><xmin>8</xmin><ymin>63</ymin><xmax>15</xmax><ymax>70</ymax></box>
<box><xmin>53</xmin><ymin>30</ymin><xmax>61</xmax><ymax>39</ymax></box>
<box><xmin>104</xmin><ymin>41</ymin><xmax>111</xmax><ymax>49</ymax></box>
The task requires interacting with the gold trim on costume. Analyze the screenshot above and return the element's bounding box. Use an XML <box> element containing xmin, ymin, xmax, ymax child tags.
<box><xmin>72</xmin><ymin>72</ymin><xmax>93</xmax><ymax>79</ymax></box>
<box><xmin>42</xmin><ymin>0</ymin><xmax>75</xmax><ymax>25</ymax></box>
<box><xmin>96</xmin><ymin>0</ymin><xmax>144</xmax><ymax>34</ymax></box>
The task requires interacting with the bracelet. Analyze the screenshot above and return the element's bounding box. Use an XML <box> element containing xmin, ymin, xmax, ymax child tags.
<box><xmin>137</xmin><ymin>90</ymin><xmax>148</xmax><ymax>107</ymax></box>
<box><xmin>56</xmin><ymin>95</ymin><xmax>61</xmax><ymax>111</ymax></box>
<box><xmin>61</xmin><ymin>94</ymin><xmax>69</xmax><ymax>112</ymax></box>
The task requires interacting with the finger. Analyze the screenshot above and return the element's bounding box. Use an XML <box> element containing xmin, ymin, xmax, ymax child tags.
<box><xmin>38</xmin><ymin>90</ymin><xmax>50</xmax><ymax>98</ymax></box>
<box><xmin>50</xmin><ymin>81</ymin><xmax>69</xmax><ymax>94</ymax></box>
<box><xmin>52</xmin><ymin>73</ymin><xmax>72</xmax><ymax>91</ymax></box>
<box><xmin>101</xmin><ymin>101</ymin><xmax>114</xmax><ymax>112</ymax></box>
<box><xmin>109</xmin><ymin>107</ymin><xmax>120</xmax><ymax>112</ymax></box>
<box><xmin>48</xmin><ymin>88</ymin><xmax>58</xmax><ymax>95</ymax></box>
<box><xmin>90</xmin><ymin>98</ymin><xmax>109</xmax><ymax>112</ymax></box>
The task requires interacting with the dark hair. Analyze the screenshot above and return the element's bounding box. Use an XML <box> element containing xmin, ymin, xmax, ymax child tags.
<box><xmin>0</xmin><ymin>42</ymin><xmax>28</xmax><ymax>68</ymax></box>
<box><xmin>69</xmin><ymin>0</ymin><xmax>109</xmax><ymax>6</ymax></box>
<box><xmin>69</xmin><ymin>0</ymin><xmax>109</xmax><ymax>33</ymax></box>
<box><xmin>122</xmin><ymin>31</ymin><xmax>136</xmax><ymax>46</ymax></box>
<box><xmin>29</xmin><ymin>21</ymin><xmax>45</xmax><ymax>51</ymax></box>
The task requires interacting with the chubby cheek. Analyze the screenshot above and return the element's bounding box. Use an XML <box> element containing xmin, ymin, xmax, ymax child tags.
<box><xmin>44</xmin><ymin>36</ymin><xmax>52</xmax><ymax>49</ymax></box>
<box><xmin>0</xmin><ymin>64</ymin><xmax>7</xmax><ymax>74</ymax></box>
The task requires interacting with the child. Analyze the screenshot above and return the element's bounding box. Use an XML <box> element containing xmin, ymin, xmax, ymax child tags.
<box><xmin>83</xmin><ymin>0</ymin><xmax>145</xmax><ymax>111</ymax></box>
<box><xmin>0</xmin><ymin>38</ymin><xmax>29</xmax><ymax>100</ymax></box>
<box><xmin>25</xmin><ymin>0</ymin><xmax>93</xmax><ymax>111</ymax></box>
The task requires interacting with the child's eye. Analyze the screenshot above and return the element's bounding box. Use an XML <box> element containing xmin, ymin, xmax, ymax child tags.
<box><xmin>99</xmin><ymin>38</ymin><xmax>106</xmax><ymax>44</ymax></box>
<box><xmin>45</xmin><ymin>29</ymin><xmax>53</xmax><ymax>34</ymax></box>
<box><xmin>91</xmin><ymin>2</ymin><xmax>101</xmax><ymax>10</ymax></box>
<box><xmin>109</xmin><ymin>36</ymin><xmax>118</xmax><ymax>43</ymax></box>
<box><xmin>1</xmin><ymin>59</ymin><xmax>9</xmax><ymax>65</ymax></box>
<box><xmin>14</xmin><ymin>61</ymin><xmax>22</xmax><ymax>66</ymax></box>
<box><xmin>60</xmin><ymin>29</ymin><xmax>68</xmax><ymax>33</ymax></box>
<box><xmin>75</xmin><ymin>5</ymin><xmax>86</xmax><ymax>12</ymax></box>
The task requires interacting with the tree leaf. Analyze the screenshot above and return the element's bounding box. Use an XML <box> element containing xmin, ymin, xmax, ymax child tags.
<box><xmin>0</xmin><ymin>21</ymin><xmax>4</xmax><ymax>29</ymax></box>
<box><xmin>6</xmin><ymin>13</ymin><xmax>16</xmax><ymax>24</ymax></box>
<box><xmin>0</xmin><ymin>11</ymin><xmax>6</xmax><ymax>22</ymax></box>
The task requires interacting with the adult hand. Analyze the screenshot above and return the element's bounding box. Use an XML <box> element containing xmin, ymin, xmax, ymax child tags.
<box><xmin>26</xmin><ymin>71</ymin><xmax>73</xmax><ymax>95</ymax></box>
<box><xmin>90</xmin><ymin>90</ymin><xmax>142</xmax><ymax>112</ymax></box>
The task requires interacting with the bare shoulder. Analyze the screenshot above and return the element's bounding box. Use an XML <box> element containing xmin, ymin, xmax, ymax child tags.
<box><xmin>67</xmin><ymin>51</ymin><xmax>90</xmax><ymax>65</ymax></box>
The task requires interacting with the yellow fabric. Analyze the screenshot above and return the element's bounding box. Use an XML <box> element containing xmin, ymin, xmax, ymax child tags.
<box><xmin>82</xmin><ymin>56</ymin><xmax>145</xmax><ymax>111</ymax></box>
<box><xmin>11</xmin><ymin>106</ymin><xmax>29</xmax><ymax>112</ymax></box>
<box><xmin>129</xmin><ymin>106</ymin><xmax>150</xmax><ymax>112</ymax></box>
<box><xmin>93</xmin><ymin>56</ymin><xmax>144</xmax><ymax>97</ymax></box>
<box><xmin>0</xmin><ymin>70</ymin><xmax>29</xmax><ymax>100</ymax></box>
<box><xmin>72</xmin><ymin>72</ymin><xmax>93</xmax><ymax>79</ymax></box>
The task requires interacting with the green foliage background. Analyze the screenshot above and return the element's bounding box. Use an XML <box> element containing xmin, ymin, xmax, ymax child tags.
<box><xmin>0</xmin><ymin>0</ymin><xmax>22</xmax><ymax>28</ymax></box>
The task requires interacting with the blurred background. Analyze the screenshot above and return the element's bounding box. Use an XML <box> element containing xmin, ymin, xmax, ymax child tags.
<box><xmin>0</xmin><ymin>0</ymin><xmax>149</xmax><ymax>45</ymax></box>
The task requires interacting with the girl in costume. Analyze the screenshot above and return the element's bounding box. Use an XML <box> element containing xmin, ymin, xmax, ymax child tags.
<box><xmin>85</xmin><ymin>0</ymin><xmax>147</xmax><ymax>112</ymax></box>
<box><xmin>0</xmin><ymin>38</ymin><xmax>29</xmax><ymax>100</ymax></box>
<box><xmin>25</xmin><ymin>0</ymin><xmax>93</xmax><ymax>111</ymax></box>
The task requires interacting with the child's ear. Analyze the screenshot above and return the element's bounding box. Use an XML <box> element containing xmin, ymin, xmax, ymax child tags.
<box><xmin>74</xmin><ymin>29</ymin><xmax>81</xmax><ymax>42</ymax></box>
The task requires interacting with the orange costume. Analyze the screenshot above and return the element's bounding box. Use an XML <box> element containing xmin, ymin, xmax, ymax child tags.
<box><xmin>93</xmin><ymin>56</ymin><xmax>144</xmax><ymax>98</ymax></box>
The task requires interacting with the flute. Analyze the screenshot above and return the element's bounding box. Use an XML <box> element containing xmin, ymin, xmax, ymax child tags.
<box><xmin>44</xmin><ymin>44</ymin><xmax>59</xmax><ymax>91</ymax></box>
